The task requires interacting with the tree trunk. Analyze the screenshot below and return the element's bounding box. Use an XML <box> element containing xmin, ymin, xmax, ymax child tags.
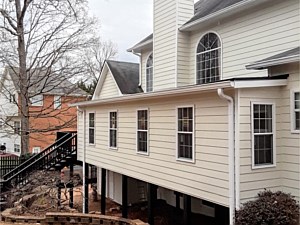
<box><xmin>15</xmin><ymin>0</ymin><xmax>29</xmax><ymax>155</ymax></box>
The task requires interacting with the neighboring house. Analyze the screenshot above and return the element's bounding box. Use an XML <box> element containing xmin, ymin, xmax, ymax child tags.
<box><xmin>0</xmin><ymin>67</ymin><xmax>87</xmax><ymax>155</ymax></box>
<box><xmin>74</xmin><ymin>0</ymin><xmax>299</xmax><ymax>224</ymax></box>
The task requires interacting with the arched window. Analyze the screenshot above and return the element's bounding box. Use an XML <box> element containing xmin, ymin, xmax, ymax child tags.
<box><xmin>146</xmin><ymin>53</ymin><xmax>153</xmax><ymax>92</ymax></box>
<box><xmin>196</xmin><ymin>33</ymin><xmax>221</xmax><ymax>84</ymax></box>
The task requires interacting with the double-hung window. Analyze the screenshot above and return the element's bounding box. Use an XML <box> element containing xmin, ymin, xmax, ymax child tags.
<box><xmin>292</xmin><ymin>91</ymin><xmax>300</xmax><ymax>132</ymax></box>
<box><xmin>177</xmin><ymin>107</ymin><xmax>194</xmax><ymax>161</ymax></box>
<box><xmin>109</xmin><ymin>111</ymin><xmax>117</xmax><ymax>148</ymax></box>
<box><xmin>89</xmin><ymin>113</ymin><xmax>95</xmax><ymax>144</ymax></box>
<box><xmin>137</xmin><ymin>109</ymin><xmax>148</xmax><ymax>154</ymax></box>
<box><xmin>252</xmin><ymin>103</ymin><xmax>275</xmax><ymax>168</ymax></box>
<box><xmin>14</xmin><ymin>144</ymin><xmax>20</xmax><ymax>153</ymax></box>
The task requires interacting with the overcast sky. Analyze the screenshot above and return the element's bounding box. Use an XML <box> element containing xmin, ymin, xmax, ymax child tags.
<box><xmin>88</xmin><ymin>0</ymin><xmax>198</xmax><ymax>62</ymax></box>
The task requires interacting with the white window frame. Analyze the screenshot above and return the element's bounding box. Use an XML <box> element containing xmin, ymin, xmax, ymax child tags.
<box><xmin>14</xmin><ymin>144</ymin><xmax>20</xmax><ymax>153</ymax></box>
<box><xmin>30</xmin><ymin>94</ymin><xmax>43</xmax><ymax>106</ymax></box>
<box><xmin>32</xmin><ymin>147</ymin><xmax>41</xmax><ymax>154</ymax></box>
<box><xmin>176</xmin><ymin>105</ymin><xmax>195</xmax><ymax>163</ymax></box>
<box><xmin>145</xmin><ymin>52</ymin><xmax>153</xmax><ymax>93</ymax></box>
<box><xmin>290</xmin><ymin>90</ymin><xmax>300</xmax><ymax>133</ymax></box>
<box><xmin>136</xmin><ymin>108</ymin><xmax>149</xmax><ymax>155</ymax></box>
<box><xmin>54</xmin><ymin>96</ymin><xmax>62</xmax><ymax>109</ymax></box>
<box><xmin>195</xmin><ymin>31</ymin><xmax>223</xmax><ymax>85</ymax></box>
<box><xmin>88</xmin><ymin>112</ymin><xmax>95</xmax><ymax>145</ymax></box>
<box><xmin>14</xmin><ymin>121</ymin><xmax>21</xmax><ymax>134</ymax></box>
<box><xmin>108</xmin><ymin>110</ymin><xmax>118</xmax><ymax>150</ymax></box>
<box><xmin>251</xmin><ymin>102</ymin><xmax>276</xmax><ymax>169</ymax></box>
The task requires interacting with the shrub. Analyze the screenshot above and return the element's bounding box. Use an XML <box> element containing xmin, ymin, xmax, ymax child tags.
<box><xmin>235</xmin><ymin>190</ymin><xmax>299</xmax><ymax>225</ymax></box>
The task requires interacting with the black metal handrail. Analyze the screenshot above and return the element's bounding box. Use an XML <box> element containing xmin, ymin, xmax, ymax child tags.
<box><xmin>2</xmin><ymin>133</ymin><xmax>71</xmax><ymax>180</ymax></box>
<box><xmin>0</xmin><ymin>133</ymin><xmax>77</xmax><ymax>192</ymax></box>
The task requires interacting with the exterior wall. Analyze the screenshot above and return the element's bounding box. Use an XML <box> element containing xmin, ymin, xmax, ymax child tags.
<box><xmin>153</xmin><ymin>0</ymin><xmax>177</xmax><ymax>91</ymax></box>
<box><xmin>28</xmin><ymin>95</ymin><xmax>85</xmax><ymax>152</ymax></box>
<box><xmin>271</xmin><ymin>63</ymin><xmax>300</xmax><ymax>201</ymax></box>
<box><xmin>78</xmin><ymin>91</ymin><xmax>230</xmax><ymax>207</ymax></box>
<box><xmin>238</xmin><ymin>86</ymin><xmax>281</xmax><ymax>203</ymax></box>
<box><xmin>98</xmin><ymin>70</ymin><xmax>120</xmax><ymax>99</ymax></box>
<box><xmin>238</xmin><ymin>66</ymin><xmax>300</xmax><ymax>203</ymax></box>
<box><xmin>0</xmin><ymin>74</ymin><xmax>21</xmax><ymax>154</ymax></box>
<box><xmin>187</xmin><ymin>0</ymin><xmax>299</xmax><ymax>83</ymax></box>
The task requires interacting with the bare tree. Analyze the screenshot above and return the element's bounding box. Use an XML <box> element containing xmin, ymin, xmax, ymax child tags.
<box><xmin>78</xmin><ymin>38</ymin><xmax>117</xmax><ymax>95</ymax></box>
<box><xmin>0</xmin><ymin>0</ymin><xmax>101</xmax><ymax>154</ymax></box>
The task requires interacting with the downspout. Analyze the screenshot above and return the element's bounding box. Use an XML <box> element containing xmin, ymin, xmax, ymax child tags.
<box><xmin>132</xmin><ymin>50</ymin><xmax>142</xmax><ymax>86</ymax></box>
<box><xmin>78</xmin><ymin>106</ymin><xmax>86</xmax><ymax>213</ymax></box>
<box><xmin>217</xmin><ymin>89</ymin><xmax>235</xmax><ymax>225</ymax></box>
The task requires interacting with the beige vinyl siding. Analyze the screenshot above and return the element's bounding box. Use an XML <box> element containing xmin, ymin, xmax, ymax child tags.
<box><xmin>153</xmin><ymin>0</ymin><xmax>177</xmax><ymax>90</ymax></box>
<box><xmin>80</xmin><ymin>92</ymin><xmax>230</xmax><ymax>207</ymax></box>
<box><xmin>189</xmin><ymin>0</ymin><xmax>299</xmax><ymax>84</ymax></box>
<box><xmin>77</xmin><ymin>111</ymin><xmax>84</xmax><ymax>161</ymax></box>
<box><xmin>272</xmin><ymin>63</ymin><xmax>300</xmax><ymax>201</ymax></box>
<box><xmin>99</xmin><ymin>70</ymin><xmax>120</xmax><ymax>99</ymax></box>
<box><xmin>141</xmin><ymin>50</ymin><xmax>153</xmax><ymax>92</ymax></box>
<box><xmin>238</xmin><ymin>83</ymin><xmax>298</xmax><ymax>203</ymax></box>
<box><xmin>176</xmin><ymin>0</ymin><xmax>194</xmax><ymax>87</ymax></box>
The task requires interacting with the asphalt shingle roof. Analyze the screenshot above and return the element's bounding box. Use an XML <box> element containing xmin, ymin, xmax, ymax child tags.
<box><xmin>246</xmin><ymin>47</ymin><xmax>300</xmax><ymax>69</ymax></box>
<box><xmin>6</xmin><ymin>67</ymin><xmax>87</xmax><ymax>96</ymax></box>
<box><xmin>106</xmin><ymin>60</ymin><xmax>143</xmax><ymax>94</ymax></box>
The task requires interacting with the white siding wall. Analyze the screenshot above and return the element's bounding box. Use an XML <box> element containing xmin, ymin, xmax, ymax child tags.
<box><xmin>153</xmin><ymin>0</ymin><xmax>177</xmax><ymax>90</ymax></box>
<box><xmin>78</xmin><ymin>92</ymin><xmax>230</xmax><ymax>207</ymax></box>
<box><xmin>188</xmin><ymin>0</ymin><xmax>299</xmax><ymax>83</ymax></box>
<box><xmin>0</xmin><ymin>74</ymin><xmax>20</xmax><ymax>153</ymax></box>
<box><xmin>272</xmin><ymin>63</ymin><xmax>300</xmax><ymax>202</ymax></box>
<box><xmin>99</xmin><ymin>70</ymin><xmax>120</xmax><ymax>99</ymax></box>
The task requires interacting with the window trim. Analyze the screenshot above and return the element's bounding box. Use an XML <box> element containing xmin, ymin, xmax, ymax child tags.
<box><xmin>14</xmin><ymin>144</ymin><xmax>20</xmax><ymax>153</ymax></box>
<box><xmin>251</xmin><ymin>101</ymin><xmax>276</xmax><ymax>169</ymax></box>
<box><xmin>54</xmin><ymin>96</ymin><xmax>62</xmax><ymax>109</ymax></box>
<box><xmin>290</xmin><ymin>90</ymin><xmax>300</xmax><ymax>134</ymax></box>
<box><xmin>176</xmin><ymin>105</ymin><xmax>195</xmax><ymax>163</ymax></box>
<box><xmin>108</xmin><ymin>110</ymin><xmax>118</xmax><ymax>150</ymax></box>
<box><xmin>195</xmin><ymin>31</ymin><xmax>223</xmax><ymax>85</ymax></box>
<box><xmin>145</xmin><ymin>52</ymin><xmax>154</xmax><ymax>93</ymax></box>
<box><xmin>136</xmin><ymin>108</ymin><xmax>149</xmax><ymax>156</ymax></box>
<box><xmin>88</xmin><ymin>112</ymin><xmax>96</xmax><ymax>145</ymax></box>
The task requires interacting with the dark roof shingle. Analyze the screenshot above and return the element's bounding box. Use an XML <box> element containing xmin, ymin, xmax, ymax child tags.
<box><xmin>106</xmin><ymin>60</ymin><xmax>143</xmax><ymax>94</ymax></box>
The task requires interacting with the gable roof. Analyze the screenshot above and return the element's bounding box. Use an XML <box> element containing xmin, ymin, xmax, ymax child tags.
<box><xmin>4</xmin><ymin>67</ymin><xmax>87</xmax><ymax>96</ymax></box>
<box><xmin>106</xmin><ymin>60</ymin><xmax>142</xmax><ymax>94</ymax></box>
<box><xmin>246</xmin><ymin>47</ymin><xmax>300</xmax><ymax>70</ymax></box>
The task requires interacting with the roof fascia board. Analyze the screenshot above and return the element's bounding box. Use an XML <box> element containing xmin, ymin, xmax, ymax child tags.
<box><xmin>180</xmin><ymin>0</ymin><xmax>271</xmax><ymax>31</ymax></box>
<box><xmin>73</xmin><ymin>81</ymin><xmax>232</xmax><ymax>107</ymax></box>
<box><xmin>231</xmin><ymin>79</ymin><xmax>287</xmax><ymax>89</ymax></box>
<box><xmin>127</xmin><ymin>40</ymin><xmax>153</xmax><ymax>53</ymax></box>
<box><xmin>92</xmin><ymin>63</ymin><xmax>109</xmax><ymax>100</ymax></box>
<box><xmin>246</xmin><ymin>56</ymin><xmax>299</xmax><ymax>70</ymax></box>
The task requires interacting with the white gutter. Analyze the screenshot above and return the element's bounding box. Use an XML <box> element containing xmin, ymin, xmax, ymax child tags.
<box><xmin>71</xmin><ymin>81</ymin><xmax>232</xmax><ymax>108</ymax></box>
<box><xmin>132</xmin><ymin>50</ymin><xmax>142</xmax><ymax>86</ymax></box>
<box><xmin>217</xmin><ymin>89</ymin><xmax>235</xmax><ymax>225</ymax></box>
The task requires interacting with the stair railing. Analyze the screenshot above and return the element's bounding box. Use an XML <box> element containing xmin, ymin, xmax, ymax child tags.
<box><xmin>0</xmin><ymin>133</ymin><xmax>77</xmax><ymax>192</ymax></box>
<box><xmin>2</xmin><ymin>133</ymin><xmax>72</xmax><ymax>180</ymax></box>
